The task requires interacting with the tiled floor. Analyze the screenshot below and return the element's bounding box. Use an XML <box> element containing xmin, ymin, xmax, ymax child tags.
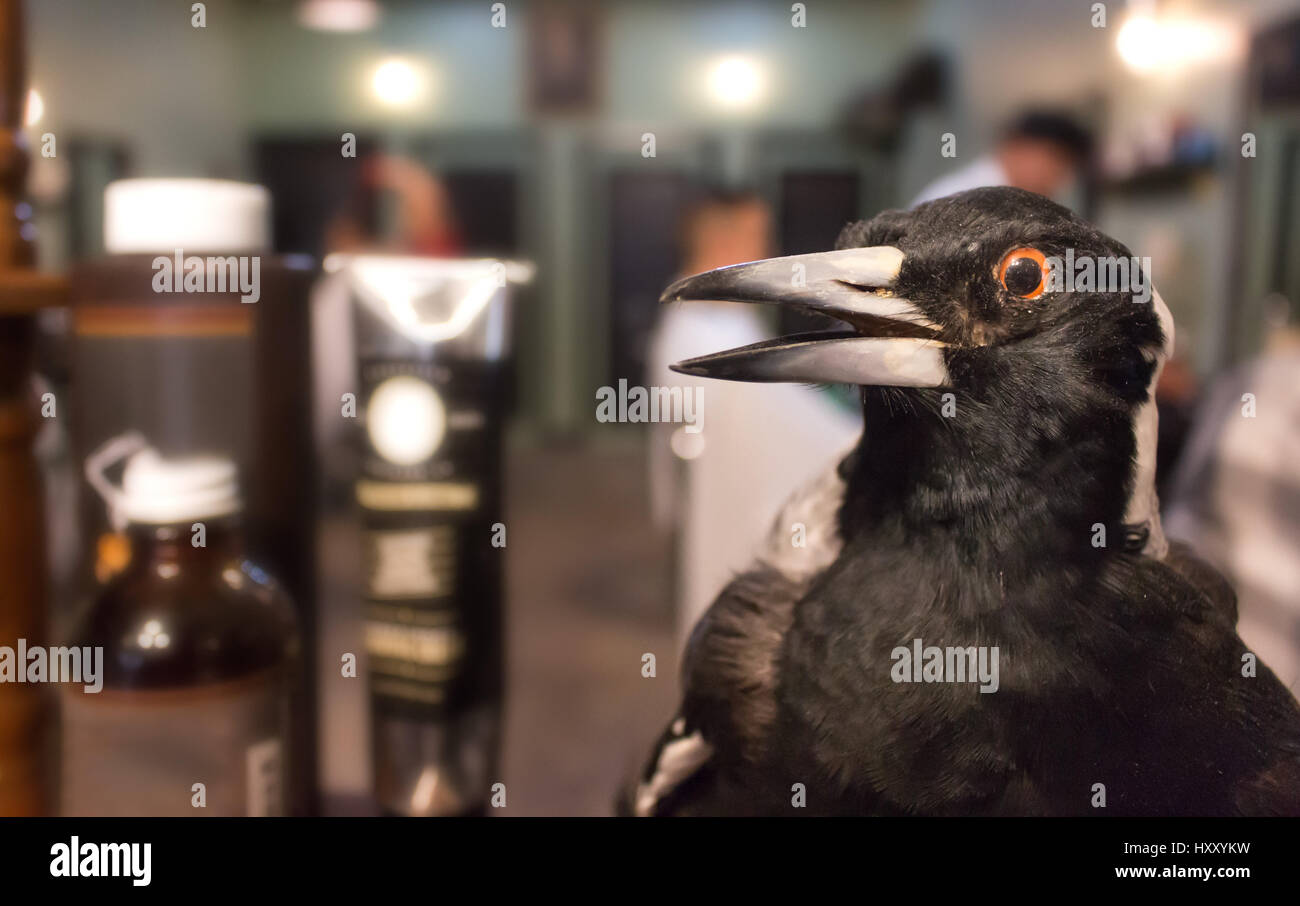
<box><xmin>501</xmin><ymin>437</ymin><xmax>679</xmax><ymax>815</ymax></box>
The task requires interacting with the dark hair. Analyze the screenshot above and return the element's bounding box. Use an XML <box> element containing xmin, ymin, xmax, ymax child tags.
<box><xmin>1002</xmin><ymin>110</ymin><xmax>1093</xmax><ymax>161</ymax></box>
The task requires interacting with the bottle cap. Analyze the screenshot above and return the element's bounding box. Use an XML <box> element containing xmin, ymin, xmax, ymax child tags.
<box><xmin>86</xmin><ymin>433</ymin><xmax>242</xmax><ymax>528</ymax></box>
<box><xmin>103</xmin><ymin>178</ymin><xmax>270</xmax><ymax>254</ymax></box>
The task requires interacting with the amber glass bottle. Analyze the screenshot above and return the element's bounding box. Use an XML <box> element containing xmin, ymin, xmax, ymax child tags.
<box><xmin>61</xmin><ymin>446</ymin><xmax>299</xmax><ymax>816</ymax></box>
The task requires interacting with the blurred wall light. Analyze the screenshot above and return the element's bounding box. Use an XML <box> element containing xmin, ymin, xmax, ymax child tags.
<box><xmin>25</xmin><ymin>87</ymin><xmax>42</xmax><ymax>127</ymax></box>
<box><xmin>372</xmin><ymin>58</ymin><xmax>423</xmax><ymax>107</ymax></box>
<box><xmin>706</xmin><ymin>55</ymin><xmax>765</xmax><ymax>110</ymax></box>
<box><xmin>1117</xmin><ymin>14</ymin><xmax>1242</xmax><ymax>73</ymax></box>
<box><xmin>298</xmin><ymin>0</ymin><xmax>379</xmax><ymax>32</ymax></box>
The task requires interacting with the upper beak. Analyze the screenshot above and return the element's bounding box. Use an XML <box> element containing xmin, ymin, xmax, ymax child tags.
<box><xmin>662</xmin><ymin>246</ymin><xmax>950</xmax><ymax>387</ymax></box>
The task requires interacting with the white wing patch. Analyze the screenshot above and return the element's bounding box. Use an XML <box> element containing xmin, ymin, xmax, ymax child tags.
<box><xmin>634</xmin><ymin>721</ymin><xmax>714</xmax><ymax>817</ymax></box>
<box><xmin>634</xmin><ymin>448</ymin><xmax>850</xmax><ymax>816</ymax></box>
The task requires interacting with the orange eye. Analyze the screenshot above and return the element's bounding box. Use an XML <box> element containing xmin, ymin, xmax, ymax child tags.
<box><xmin>997</xmin><ymin>247</ymin><xmax>1048</xmax><ymax>299</ymax></box>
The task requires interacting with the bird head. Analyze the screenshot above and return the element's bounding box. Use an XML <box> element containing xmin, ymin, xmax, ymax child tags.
<box><xmin>663</xmin><ymin>187</ymin><xmax>1174</xmax><ymax>557</ymax></box>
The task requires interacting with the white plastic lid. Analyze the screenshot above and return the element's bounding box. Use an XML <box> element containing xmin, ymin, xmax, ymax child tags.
<box><xmin>117</xmin><ymin>448</ymin><xmax>242</xmax><ymax>525</ymax></box>
<box><xmin>104</xmin><ymin>178</ymin><xmax>270</xmax><ymax>254</ymax></box>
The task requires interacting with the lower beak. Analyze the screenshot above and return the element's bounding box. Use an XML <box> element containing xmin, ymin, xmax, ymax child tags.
<box><xmin>661</xmin><ymin>246</ymin><xmax>950</xmax><ymax>387</ymax></box>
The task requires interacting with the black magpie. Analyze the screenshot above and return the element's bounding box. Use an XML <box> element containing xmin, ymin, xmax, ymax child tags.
<box><xmin>631</xmin><ymin>187</ymin><xmax>1300</xmax><ymax>816</ymax></box>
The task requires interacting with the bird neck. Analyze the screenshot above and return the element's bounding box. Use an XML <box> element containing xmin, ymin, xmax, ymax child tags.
<box><xmin>838</xmin><ymin>387</ymin><xmax>1142</xmax><ymax>590</ymax></box>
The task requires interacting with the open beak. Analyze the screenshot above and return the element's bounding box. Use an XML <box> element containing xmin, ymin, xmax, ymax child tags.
<box><xmin>662</xmin><ymin>247</ymin><xmax>950</xmax><ymax>387</ymax></box>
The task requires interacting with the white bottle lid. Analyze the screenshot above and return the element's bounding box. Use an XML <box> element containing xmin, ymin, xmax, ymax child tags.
<box><xmin>117</xmin><ymin>448</ymin><xmax>242</xmax><ymax>525</ymax></box>
<box><xmin>103</xmin><ymin>178</ymin><xmax>270</xmax><ymax>254</ymax></box>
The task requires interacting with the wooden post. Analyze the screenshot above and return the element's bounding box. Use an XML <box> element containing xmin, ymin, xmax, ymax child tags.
<box><xmin>0</xmin><ymin>0</ymin><xmax>64</xmax><ymax>816</ymax></box>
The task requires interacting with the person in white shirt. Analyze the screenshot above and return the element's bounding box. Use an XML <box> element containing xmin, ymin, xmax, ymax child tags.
<box><xmin>912</xmin><ymin>110</ymin><xmax>1093</xmax><ymax>207</ymax></box>
<box><xmin>1165</xmin><ymin>314</ymin><xmax>1300</xmax><ymax>694</ymax></box>
<box><xmin>646</xmin><ymin>192</ymin><xmax>860</xmax><ymax>647</ymax></box>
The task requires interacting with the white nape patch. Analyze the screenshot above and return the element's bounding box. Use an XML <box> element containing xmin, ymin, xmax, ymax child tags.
<box><xmin>634</xmin><ymin>727</ymin><xmax>713</xmax><ymax>817</ymax></box>
<box><xmin>1124</xmin><ymin>288</ymin><xmax>1175</xmax><ymax>559</ymax></box>
<box><xmin>759</xmin><ymin>446</ymin><xmax>854</xmax><ymax>582</ymax></box>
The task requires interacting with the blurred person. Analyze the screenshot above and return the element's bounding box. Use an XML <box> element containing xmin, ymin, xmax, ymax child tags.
<box><xmin>1166</xmin><ymin>300</ymin><xmax>1300</xmax><ymax>694</ymax></box>
<box><xmin>911</xmin><ymin>109</ymin><xmax>1093</xmax><ymax>207</ymax></box>
<box><xmin>315</xmin><ymin>155</ymin><xmax>467</xmax><ymax>500</ymax></box>
<box><xmin>324</xmin><ymin>153</ymin><xmax>465</xmax><ymax>257</ymax></box>
<box><xmin>646</xmin><ymin>191</ymin><xmax>860</xmax><ymax>647</ymax></box>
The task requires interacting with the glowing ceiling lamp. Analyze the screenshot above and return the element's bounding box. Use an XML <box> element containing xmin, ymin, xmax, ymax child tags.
<box><xmin>372</xmin><ymin>58</ymin><xmax>423</xmax><ymax>107</ymax></box>
<box><xmin>1117</xmin><ymin>13</ymin><xmax>1243</xmax><ymax>73</ymax></box>
<box><xmin>706</xmin><ymin>55</ymin><xmax>765</xmax><ymax>110</ymax></box>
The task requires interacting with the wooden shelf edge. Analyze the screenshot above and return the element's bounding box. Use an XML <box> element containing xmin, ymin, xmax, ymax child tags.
<box><xmin>0</xmin><ymin>270</ymin><xmax>69</xmax><ymax>313</ymax></box>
